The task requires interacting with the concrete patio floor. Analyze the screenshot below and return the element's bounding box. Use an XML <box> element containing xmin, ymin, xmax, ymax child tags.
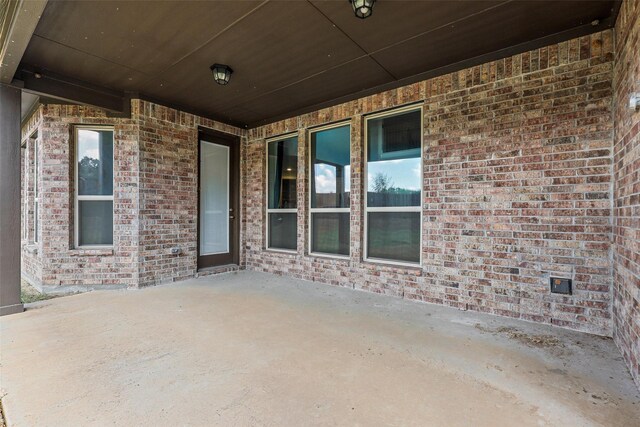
<box><xmin>1</xmin><ymin>271</ymin><xmax>639</xmax><ymax>426</ymax></box>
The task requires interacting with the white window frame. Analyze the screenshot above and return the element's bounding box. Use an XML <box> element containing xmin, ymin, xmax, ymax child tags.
<box><xmin>308</xmin><ymin>121</ymin><xmax>351</xmax><ymax>259</ymax></box>
<box><xmin>21</xmin><ymin>137</ymin><xmax>29</xmax><ymax>242</ymax></box>
<box><xmin>74</xmin><ymin>125</ymin><xmax>114</xmax><ymax>248</ymax></box>
<box><xmin>33</xmin><ymin>135</ymin><xmax>39</xmax><ymax>244</ymax></box>
<box><xmin>363</xmin><ymin>104</ymin><xmax>424</xmax><ymax>267</ymax></box>
<box><xmin>265</xmin><ymin>132</ymin><xmax>298</xmax><ymax>253</ymax></box>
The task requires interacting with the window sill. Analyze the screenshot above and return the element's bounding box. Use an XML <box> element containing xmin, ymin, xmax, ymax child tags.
<box><xmin>265</xmin><ymin>248</ymin><xmax>298</xmax><ymax>255</ymax></box>
<box><xmin>24</xmin><ymin>244</ymin><xmax>39</xmax><ymax>255</ymax></box>
<box><xmin>308</xmin><ymin>252</ymin><xmax>350</xmax><ymax>262</ymax></box>
<box><xmin>362</xmin><ymin>257</ymin><xmax>423</xmax><ymax>271</ymax></box>
<box><xmin>69</xmin><ymin>248</ymin><xmax>114</xmax><ymax>257</ymax></box>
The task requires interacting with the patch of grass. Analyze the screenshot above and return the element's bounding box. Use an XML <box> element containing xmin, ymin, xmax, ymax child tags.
<box><xmin>0</xmin><ymin>396</ymin><xmax>6</xmax><ymax>427</ymax></box>
<box><xmin>20</xmin><ymin>289</ymin><xmax>55</xmax><ymax>304</ymax></box>
<box><xmin>21</xmin><ymin>279</ymin><xmax>56</xmax><ymax>304</ymax></box>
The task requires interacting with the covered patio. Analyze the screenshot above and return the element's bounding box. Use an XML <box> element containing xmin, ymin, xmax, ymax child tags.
<box><xmin>2</xmin><ymin>271</ymin><xmax>639</xmax><ymax>425</ymax></box>
<box><xmin>1</xmin><ymin>0</ymin><xmax>640</xmax><ymax>424</ymax></box>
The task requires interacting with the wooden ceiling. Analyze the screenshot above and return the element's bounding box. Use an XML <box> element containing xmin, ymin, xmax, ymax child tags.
<box><xmin>17</xmin><ymin>0</ymin><xmax>620</xmax><ymax>128</ymax></box>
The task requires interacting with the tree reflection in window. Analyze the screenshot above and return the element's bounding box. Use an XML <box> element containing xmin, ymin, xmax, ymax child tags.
<box><xmin>77</xmin><ymin>130</ymin><xmax>113</xmax><ymax>196</ymax></box>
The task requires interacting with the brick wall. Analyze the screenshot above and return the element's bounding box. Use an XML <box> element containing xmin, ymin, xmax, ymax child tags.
<box><xmin>613</xmin><ymin>0</ymin><xmax>640</xmax><ymax>389</ymax></box>
<box><xmin>134</xmin><ymin>100</ymin><xmax>244</xmax><ymax>286</ymax></box>
<box><xmin>244</xmin><ymin>30</ymin><xmax>615</xmax><ymax>336</ymax></box>
<box><xmin>20</xmin><ymin>101</ymin><xmax>244</xmax><ymax>290</ymax></box>
<box><xmin>20</xmin><ymin>105</ymin><xmax>140</xmax><ymax>289</ymax></box>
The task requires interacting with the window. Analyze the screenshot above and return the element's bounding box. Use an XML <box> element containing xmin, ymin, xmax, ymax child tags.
<box><xmin>309</xmin><ymin>123</ymin><xmax>350</xmax><ymax>256</ymax></box>
<box><xmin>32</xmin><ymin>136</ymin><xmax>39</xmax><ymax>243</ymax></box>
<box><xmin>267</xmin><ymin>135</ymin><xmax>298</xmax><ymax>251</ymax></box>
<box><xmin>75</xmin><ymin>127</ymin><xmax>114</xmax><ymax>247</ymax></box>
<box><xmin>365</xmin><ymin>106</ymin><xmax>422</xmax><ymax>264</ymax></box>
<box><xmin>21</xmin><ymin>138</ymin><xmax>29</xmax><ymax>242</ymax></box>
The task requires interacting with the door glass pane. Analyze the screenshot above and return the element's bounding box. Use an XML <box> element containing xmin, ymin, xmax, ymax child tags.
<box><xmin>311</xmin><ymin>212</ymin><xmax>349</xmax><ymax>255</ymax></box>
<box><xmin>367</xmin><ymin>211</ymin><xmax>420</xmax><ymax>263</ymax></box>
<box><xmin>79</xmin><ymin>200</ymin><xmax>113</xmax><ymax>246</ymax></box>
<box><xmin>311</xmin><ymin>125</ymin><xmax>350</xmax><ymax>208</ymax></box>
<box><xmin>367</xmin><ymin>110</ymin><xmax>421</xmax><ymax>207</ymax></box>
<box><xmin>268</xmin><ymin>213</ymin><xmax>297</xmax><ymax>250</ymax></box>
<box><xmin>268</xmin><ymin>137</ymin><xmax>298</xmax><ymax>209</ymax></box>
<box><xmin>77</xmin><ymin>129</ymin><xmax>114</xmax><ymax>196</ymax></box>
<box><xmin>200</xmin><ymin>142</ymin><xmax>229</xmax><ymax>255</ymax></box>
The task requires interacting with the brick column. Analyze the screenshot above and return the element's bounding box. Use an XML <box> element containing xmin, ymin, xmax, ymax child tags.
<box><xmin>349</xmin><ymin>115</ymin><xmax>363</xmax><ymax>265</ymax></box>
<box><xmin>0</xmin><ymin>84</ymin><xmax>24</xmax><ymax>316</ymax></box>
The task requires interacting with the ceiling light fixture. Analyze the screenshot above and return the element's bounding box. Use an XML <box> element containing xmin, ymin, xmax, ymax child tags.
<box><xmin>210</xmin><ymin>63</ymin><xmax>233</xmax><ymax>85</ymax></box>
<box><xmin>349</xmin><ymin>0</ymin><xmax>376</xmax><ymax>19</ymax></box>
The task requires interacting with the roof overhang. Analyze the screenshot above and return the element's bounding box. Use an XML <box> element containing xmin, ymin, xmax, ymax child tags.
<box><xmin>5</xmin><ymin>0</ymin><xmax>622</xmax><ymax>128</ymax></box>
<box><xmin>0</xmin><ymin>0</ymin><xmax>47</xmax><ymax>83</ymax></box>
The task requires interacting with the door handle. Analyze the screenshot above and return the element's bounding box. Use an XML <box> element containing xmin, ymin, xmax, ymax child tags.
<box><xmin>229</xmin><ymin>216</ymin><xmax>235</xmax><ymax>219</ymax></box>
